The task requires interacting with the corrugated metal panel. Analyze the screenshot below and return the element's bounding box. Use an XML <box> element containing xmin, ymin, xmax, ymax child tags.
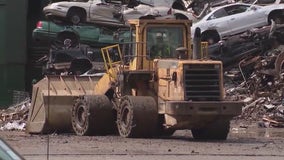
<box><xmin>5</xmin><ymin>0</ymin><xmax>27</xmax><ymax>63</ymax></box>
<box><xmin>0</xmin><ymin>0</ymin><xmax>6</xmax><ymax>64</ymax></box>
<box><xmin>0</xmin><ymin>65</ymin><xmax>26</xmax><ymax>108</ymax></box>
<box><xmin>0</xmin><ymin>0</ymin><xmax>27</xmax><ymax>108</ymax></box>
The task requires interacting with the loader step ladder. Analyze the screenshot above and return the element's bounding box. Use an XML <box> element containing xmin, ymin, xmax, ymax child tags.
<box><xmin>101</xmin><ymin>44</ymin><xmax>123</xmax><ymax>79</ymax></box>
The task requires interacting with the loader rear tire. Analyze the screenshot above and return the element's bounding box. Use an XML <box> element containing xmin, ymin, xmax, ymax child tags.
<box><xmin>117</xmin><ymin>96</ymin><xmax>158</xmax><ymax>138</ymax></box>
<box><xmin>191</xmin><ymin>119</ymin><xmax>230</xmax><ymax>140</ymax></box>
<box><xmin>71</xmin><ymin>95</ymin><xmax>116</xmax><ymax>136</ymax></box>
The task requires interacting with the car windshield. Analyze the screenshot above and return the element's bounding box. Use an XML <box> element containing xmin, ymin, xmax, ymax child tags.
<box><xmin>224</xmin><ymin>4</ymin><xmax>250</xmax><ymax>15</ymax></box>
<box><xmin>146</xmin><ymin>26</ymin><xmax>184</xmax><ymax>58</ymax></box>
<box><xmin>208</xmin><ymin>8</ymin><xmax>228</xmax><ymax>20</ymax></box>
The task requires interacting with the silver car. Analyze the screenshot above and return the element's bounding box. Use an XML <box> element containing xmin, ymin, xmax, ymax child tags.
<box><xmin>43</xmin><ymin>0</ymin><xmax>123</xmax><ymax>26</ymax></box>
<box><xmin>191</xmin><ymin>2</ymin><xmax>284</xmax><ymax>44</ymax></box>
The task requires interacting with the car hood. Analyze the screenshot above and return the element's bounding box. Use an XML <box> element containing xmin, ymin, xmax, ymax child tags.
<box><xmin>123</xmin><ymin>4</ymin><xmax>170</xmax><ymax>16</ymax></box>
<box><xmin>45</xmin><ymin>1</ymin><xmax>92</xmax><ymax>9</ymax></box>
<box><xmin>139</xmin><ymin>0</ymin><xmax>181</xmax><ymax>8</ymax></box>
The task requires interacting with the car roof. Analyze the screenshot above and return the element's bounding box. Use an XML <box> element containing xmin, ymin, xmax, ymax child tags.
<box><xmin>211</xmin><ymin>2</ymin><xmax>254</xmax><ymax>12</ymax></box>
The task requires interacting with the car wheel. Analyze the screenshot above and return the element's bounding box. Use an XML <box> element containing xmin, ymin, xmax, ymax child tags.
<box><xmin>70</xmin><ymin>13</ymin><xmax>81</xmax><ymax>25</ymax></box>
<box><xmin>273</xmin><ymin>17</ymin><xmax>282</xmax><ymax>24</ymax></box>
<box><xmin>201</xmin><ymin>31</ymin><xmax>220</xmax><ymax>45</ymax></box>
<box><xmin>268</xmin><ymin>11</ymin><xmax>283</xmax><ymax>24</ymax></box>
<box><xmin>68</xmin><ymin>9</ymin><xmax>85</xmax><ymax>25</ymax></box>
<box><xmin>269</xmin><ymin>16</ymin><xmax>282</xmax><ymax>24</ymax></box>
<box><xmin>172</xmin><ymin>1</ymin><xmax>186</xmax><ymax>10</ymax></box>
<box><xmin>54</xmin><ymin>31</ymin><xmax>80</xmax><ymax>49</ymax></box>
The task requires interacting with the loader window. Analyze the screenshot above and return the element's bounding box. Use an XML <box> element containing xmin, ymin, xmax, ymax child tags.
<box><xmin>146</xmin><ymin>26</ymin><xmax>184</xmax><ymax>59</ymax></box>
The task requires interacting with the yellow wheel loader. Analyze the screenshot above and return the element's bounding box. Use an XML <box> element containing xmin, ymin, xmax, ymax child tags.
<box><xmin>27</xmin><ymin>19</ymin><xmax>243</xmax><ymax>140</ymax></box>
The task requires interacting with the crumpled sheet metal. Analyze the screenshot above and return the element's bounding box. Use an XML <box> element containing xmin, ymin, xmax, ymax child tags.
<box><xmin>262</xmin><ymin>105</ymin><xmax>284</xmax><ymax>127</ymax></box>
<box><xmin>0</xmin><ymin>99</ymin><xmax>30</xmax><ymax>131</ymax></box>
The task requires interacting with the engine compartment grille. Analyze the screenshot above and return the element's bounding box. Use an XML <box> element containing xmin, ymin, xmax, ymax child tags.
<box><xmin>183</xmin><ymin>64</ymin><xmax>221</xmax><ymax>101</ymax></box>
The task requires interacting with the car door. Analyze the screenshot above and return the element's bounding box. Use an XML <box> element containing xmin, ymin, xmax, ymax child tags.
<box><xmin>74</xmin><ymin>26</ymin><xmax>100</xmax><ymax>43</ymax></box>
<box><xmin>89</xmin><ymin>0</ymin><xmax>121</xmax><ymax>23</ymax></box>
<box><xmin>224</xmin><ymin>4</ymin><xmax>265</xmax><ymax>35</ymax></box>
<box><xmin>246</xmin><ymin>5</ymin><xmax>267</xmax><ymax>27</ymax></box>
<box><xmin>202</xmin><ymin>8</ymin><xmax>232</xmax><ymax>36</ymax></box>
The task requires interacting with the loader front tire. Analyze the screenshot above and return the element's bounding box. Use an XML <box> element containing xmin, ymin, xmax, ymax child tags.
<box><xmin>71</xmin><ymin>95</ymin><xmax>116</xmax><ymax>136</ymax></box>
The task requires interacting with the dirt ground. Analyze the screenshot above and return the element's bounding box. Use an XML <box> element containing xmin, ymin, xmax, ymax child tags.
<box><xmin>1</xmin><ymin>120</ymin><xmax>284</xmax><ymax>160</ymax></box>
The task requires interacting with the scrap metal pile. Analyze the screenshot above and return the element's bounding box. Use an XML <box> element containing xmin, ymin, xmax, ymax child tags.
<box><xmin>0</xmin><ymin>99</ymin><xmax>30</xmax><ymax>131</ymax></box>
<box><xmin>224</xmin><ymin>23</ymin><xmax>284</xmax><ymax>127</ymax></box>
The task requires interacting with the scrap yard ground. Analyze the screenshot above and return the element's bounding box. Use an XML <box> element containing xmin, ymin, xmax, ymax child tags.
<box><xmin>1</xmin><ymin>121</ymin><xmax>284</xmax><ymax>160</ymax></box>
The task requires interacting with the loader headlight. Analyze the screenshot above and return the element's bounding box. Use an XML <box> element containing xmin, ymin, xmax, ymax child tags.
<box><xmin>170</xmin><ymin>62</ymin><xmax>178</xmax><ymax>69</ymax></box>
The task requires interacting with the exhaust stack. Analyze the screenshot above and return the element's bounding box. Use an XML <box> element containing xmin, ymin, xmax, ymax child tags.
<box><xmin>193</xmin><ymin>27</ymin><xmax>201</xmax><ymax>60</ymax></box>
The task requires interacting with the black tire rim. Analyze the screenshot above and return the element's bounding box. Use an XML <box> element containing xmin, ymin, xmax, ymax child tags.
<box><xmin>118</xmin><ymin>99</ymin><xmax>133</xmax><ymax>137</ymax></box>
<box><xmin>75</xmin><ymin>104</ymin><xmax>87</xmax><ymax>128</ymax></box>
<box><xmin>71</xmin><ymin>14</ymin><xmax>81</xmax><ymax>25</ymax></box>
<box><xmin>121</xmin><ymin>105</ymin><xmax>130</xmax><ymax>128</ymax></box>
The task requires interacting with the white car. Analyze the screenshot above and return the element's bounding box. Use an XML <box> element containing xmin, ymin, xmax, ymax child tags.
<box><xmin>43</xmin><ymin>0</ymin><xmax>124</xmax><ymax>26</ymax></box>
<box><xmin>191</xmin><ymin>2</ymin><xmax>284</xmax><ymax>44</ymax></box>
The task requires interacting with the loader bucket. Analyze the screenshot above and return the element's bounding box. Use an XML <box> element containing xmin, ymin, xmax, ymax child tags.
<box><xmin>26</xmin><ymin>75</ymin><xmax>102</xmax><ymax>134</ymax></box>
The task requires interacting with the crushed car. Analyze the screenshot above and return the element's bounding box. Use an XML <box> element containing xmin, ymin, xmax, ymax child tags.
<box><xmin>121</xmin><ymin>0</ymin><xmax>197</xmax><ymax>22</ymax></box>
<box><xmin>35</xmin><ymin>27</ymin><xmax>105</xmax><ymax>75</ymax></box>
<box><xmin>208</xmin><ymin>24</ymin><xmax>273</xmax><ymax>68</ymax></box>
<box><xmin>43</xmin><ymin>0</ymin><xmax>124</xmax><ymax>26</ymax></box>
<box><xmin>32</xmin><ymin>20</ymin><xmax>118</xmax><ymax>47</ymax></box>
<box><xmin>42</xmin><ymin>47</ymin><xmax>94</xmax><ymax>75</ymax></box>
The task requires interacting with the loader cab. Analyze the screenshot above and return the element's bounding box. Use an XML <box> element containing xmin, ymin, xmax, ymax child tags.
<box><xmin>147</xmin><ymin>28</ymin><xmax>184</xmax><ymax>59</ymax></box>
<box><xmin>125</xmin><ymin>19</ymin><xmax>192</xmax><ymax>71</ymax></box>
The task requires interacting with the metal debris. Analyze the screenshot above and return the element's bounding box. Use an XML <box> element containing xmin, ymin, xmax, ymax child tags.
<box><xmin>225</xmin><ymin>44</ymin><xmax>284</xmax><ymax>127</ymax></box>
<box><xmin>0</xmin><ymin>98</ymin><xmax>30</xmax><ymax>131</ymax></box>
